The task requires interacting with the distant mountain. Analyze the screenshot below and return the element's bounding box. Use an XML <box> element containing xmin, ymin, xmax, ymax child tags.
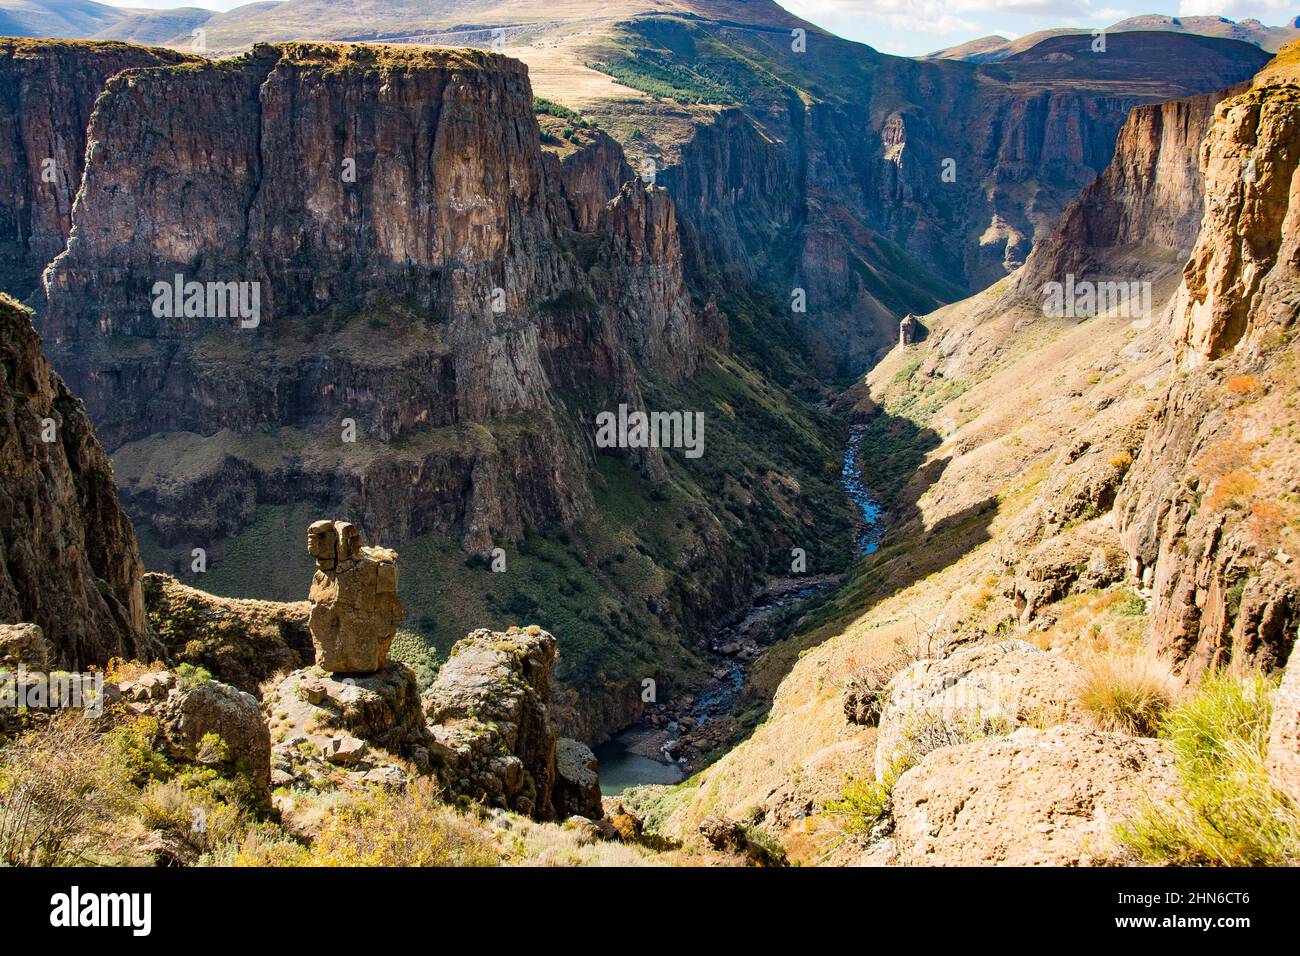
<box><xmin>0</xmin><ymin>0</ymin><xmax>223</xmax><ymax>42</ymax></box>
<box><xmin>925</xmin><ymin>15</ymin><xmax>1300</xmax><ymax>60</ymax></box>
<box><xmin>0</xmin><ymin>0</ymin><xmax>123</xmax><ymax>37</ymax></box>
<box><xmin>92</xmin><ymin>6</ymin><xmax>216</xmax><ymax>44</ymax></box>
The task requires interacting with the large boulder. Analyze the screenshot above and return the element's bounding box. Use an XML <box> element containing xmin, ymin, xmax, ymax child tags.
<box><xmin>0</xmin><ymin>623</ymin><xmax>50</xmax><ymax>670</ymax></box>
<box><xmin>423</xmin><ymin>626</ymin><xmax>559</xmax><ymax>819</ymax></box>
<box><xmin>144</xmin><ymin>673</ymin><xmax>273</xmax><ymax>810</ymax></box>
<box><xmin>875</xmin><ymin>640</ymin><xmax>1084</xmax><ymax>780</ymax></box>
<box><xmin>891</xmin><ymin>723</ymin><xmax>1177</xmax><ymax>865</ymax></box>
<box><xmin>554</xmin><ymin>737</ymin><xmax>603</xmax><ymax>820</ymax></box>
<box><xmin>305</xmin><ymin>520</ymin><xmax>403</xmax><ymax>674</ymax></box>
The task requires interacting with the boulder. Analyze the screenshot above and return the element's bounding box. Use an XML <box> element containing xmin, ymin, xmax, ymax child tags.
<box><xmin>305</xmin><ymin>520</ymin><xmax>403</xmax><ymax>674</ymax></box>
<box><xmin>423</xmin><ymin>626</ymin><xmax>558</xmax><ymax>819</ymax></box>
<box><xmin>265</xmin><ymin>662</ymin><xmax>433</xmax><ymax>787</ymax></box>
<box><xmin>875</xmin><ymin>640</ymin><xmax>1083</xmax><ymax>781</ymax></box>
<box><xmin>554</xmin><ymin>737</ymin><xmax>603</xmax><ymax>820</ymax></box>
<box><xmin>891</xmin><ymin>724</ymin><xmax>1177</xmax><ymax>865</ymax></box>
<box><xmin>156</xmin><ymin>676</ymin><xmax>272</xmax><ymax>809</ymax></box>
<box><xmin>0</xmin><ymin>623</ymin><xmax>50</xmax><ymax>671</ymax></box>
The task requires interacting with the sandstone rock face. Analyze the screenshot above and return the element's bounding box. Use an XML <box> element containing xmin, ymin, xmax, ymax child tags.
<box><xmin>1019</xmin><ymin>82</ymin><xmax>1245</xmax><ymax>293</ymax></box>
<box><xmin>0</xmin><ymin>39</ymin><xmax>191</xmax><ymax>296</ymax></box>
<box><xmin>554</xmin><ymin>737</ymin><xmax>603</xmax><ymax>820</ymax></box>
<box><xmin>143</xmin><ymin>572</ymin><xmax>312</xmax><ymax>694</ymax></box>
<box><xmin>423</xmin><ymin>626</ymin><xmax>560</xmax><ymax>819</ymax></box>
<box><xmin>0</xmin><ymin>294</ymin><xmax>148</xmax><ymax>668</ymax></box>
<box><xmin>875</xmin><ymin>641</ymin><xmax>1083</xmax><ymax>781</ymax></box>
<box><xmin>1173</xmin><ymin>81</ymin><xmax>1300</xmax><ymax>361</ymax></box>
<box><xmin>1114</xmin><ymin>59</ymin><xmax>1300</xmax><ymax>672</ymax></box>
<box><xmin>891</xmin><ymin>724</ymin><xmax>1178</xmax><ymax>865</ymax></box>
<box><xmin>1269</xmin><ymin>642</ymin><xmax>1300</xmax><ymax>803</ymax></box>
<box><xmin>306</xmin><ymin>520</ymin><xmax>403</xmax><ymax>674</ymax></box>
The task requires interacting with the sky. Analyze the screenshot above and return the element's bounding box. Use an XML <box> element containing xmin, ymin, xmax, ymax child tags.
<box><xmin>780</xmin><ymin>0</ymin><xmax>1299</xmax><ymax>55</ymax></box>
<box><xmin>108</xmin><ymin>0</ymin><xmax>1300</xmax><ymax>57</ymax></box>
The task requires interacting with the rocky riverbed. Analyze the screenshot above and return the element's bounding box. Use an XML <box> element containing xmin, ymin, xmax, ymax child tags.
<box><xmin>595</xmin><ymin>428</ymin><xmax>882</xmax><ymax>793</ymax></box>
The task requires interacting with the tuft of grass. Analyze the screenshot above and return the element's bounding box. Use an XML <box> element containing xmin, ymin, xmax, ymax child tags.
<box><xmin>1118</xmin><ymin>671</ymin><xmax>1299</xmax><ymax>866</ymax></box>
<box><xmin>1077</xmin><ymin>647</ymin><xmax>1180</xmax><ymax>737</ymax></box>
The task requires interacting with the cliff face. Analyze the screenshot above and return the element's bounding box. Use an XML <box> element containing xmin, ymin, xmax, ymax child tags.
<box><xmin>608</xmin><ymin>24</ymin><xmax>1273</xmax><ymax>371</ymax></box>
<box><xmin>41</xmin><ymin>42</ymin><xmax>700</xmax><ymax>551</ymax></box>
<box><xmin>0</xmin><ymin>39</ymin><xmax>191</xmax><ymax>298</ymax></box>
<box><xmin>1019</xmin><ymin>83</ymin><xmax>1248</xmax><ymax>291</ymax></box>
<box><xmin>0</xmin><ymin>293</ymin><xmax>148</xmax><ymax>668</ymax></box>
<box><xmin>1116</xmin><ymin>63</ymin><xmax>1300</xmax><ymax>671</ymax></box>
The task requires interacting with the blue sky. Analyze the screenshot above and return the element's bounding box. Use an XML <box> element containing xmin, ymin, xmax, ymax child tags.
<box><xmin>110</xmin><ymin>0</ymin><xmax>1300</xmax><ymax>57</ymax></box>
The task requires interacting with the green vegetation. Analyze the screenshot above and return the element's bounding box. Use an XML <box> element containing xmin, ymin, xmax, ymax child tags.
<box><xmin>1119</xmin><ymin>671</ymin><xmax>1300</xmax><ymax>865</ymax></box>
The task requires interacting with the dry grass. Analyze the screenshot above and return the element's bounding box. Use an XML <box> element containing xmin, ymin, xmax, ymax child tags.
<box><xmin>1076</xmin><ymin>646</ymin><xmax>1181</xmax><ymax>737</ymax></box>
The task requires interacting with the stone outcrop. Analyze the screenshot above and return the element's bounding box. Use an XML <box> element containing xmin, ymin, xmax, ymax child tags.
<box><xmin>898</xmin><ymin>314</ymin><xmax>924</xmax><ymax>346</ymax></box>
<box><xmin>0</xmin><ymin>293</ymin><xmax>149</xmax><ymax>668</ymax></box>
<box><xmin>554</xmin><ymin>737</ymin><xmax>603</xmax><ymax>820</ymax></box>
<box><xmin>143</xmin><ymin>572</ymin><xmax>312</xmax><ymax>695</ymax></box>
<box><xmin>0</xmin><ymin>622</ymin><xmax>50</xmax><ymax>670</ymax></box>
<box><xmin>891</xmin><ymin>724</ymin><xmax>1178</xmax><ymax>865</ymax></box>
<box><xmin>0</xmin><ymin>39</ymin><xmax>191</xmax><ymax>297</ymax></box>
<box><xmin>875</xmin><ymin>641</ymin><xmax>1084</xmax><ymax>781</ymax></box>
<box><xmin>119</xmin><ymin>669</ymin><xmax>273</xmax><ymax>810</ymax></box>
<box><xmin>306</xmin><ymin>520</ymin><xmax>402</xmax><ymax>674</ymax></box>
<box><xmin>265</xmin><ymin>662</ymin><xmax>432</xmax><ymax>790</ymax></box>
<box><xmin>423</xmin><ymin>626</ymin><xmax>560</xmax><ymax>819</ymax></box>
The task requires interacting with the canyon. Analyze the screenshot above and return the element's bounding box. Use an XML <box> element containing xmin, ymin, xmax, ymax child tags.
<box><xmin>0</xmin><ymin>4</ymin><xmax>1296</xmax><ymax>871</ymax></box>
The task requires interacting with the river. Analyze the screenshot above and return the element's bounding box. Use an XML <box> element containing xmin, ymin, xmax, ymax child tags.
<box><xmin>595</xmin><ymin>427</ymin><xmax>881</xmax><ymax>794</ymax></box>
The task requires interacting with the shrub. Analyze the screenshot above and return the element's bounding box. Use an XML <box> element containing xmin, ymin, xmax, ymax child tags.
<box><xmin>0</xmin><ymin>715</ymin><xmax>137</xmax><ymax>865</ymax></box>
<box><xmin>1118</xmin><ymin>671</ymin><xmax>1300</xmax><ymax>865</ymax></box>
<box><xmin>1226</xmin><ymin>375</ymin><xmax>1258</xmax><ymax>395</ymax></box>
<box><xmin>825</xmin><ymin>757</ymin><xmax>912</xmax><ymax>837</ymax></box>
<box><xmin>303</xmin><ymin>778</ymin><xmax>499</xmax><ymax>866</ymax></box>
<box><xmin>175</xmin><ymin>662</ymin><xmax>212</xmax><ymax>690</ymax></box>
<box><xmin>1077</xmin><ymin>647</ymin><xmax>1179</xmax><ymax>736</ymax></box>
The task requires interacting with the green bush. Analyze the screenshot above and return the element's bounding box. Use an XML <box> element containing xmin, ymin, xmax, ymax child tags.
<box><xmin>1118</xmin><ymin>671</ymin><xmax>1299</xmax><ymax>865</ymax></box>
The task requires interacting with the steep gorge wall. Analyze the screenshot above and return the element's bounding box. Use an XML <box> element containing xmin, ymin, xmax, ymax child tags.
<box><xmin>40</xmin><ymin>42</ymin><xmax>702</xmax><ymax>552</ymax></box>
<box><xmin>1116</xmin><ymin>66</ymin><xmax>1300</xmax><ymax>670</ymax></box>
<box><xmin>0</xmin><ymin>39</ymin><xmax>191</xmax><ymax>298</ymax></box>
<box><xmin>0</xmin><ymin>294</ymin><xmax>148</xmax><ymax>668</ymax></box>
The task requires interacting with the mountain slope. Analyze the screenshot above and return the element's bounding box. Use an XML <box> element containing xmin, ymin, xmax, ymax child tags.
<box><xmin>649</xmin><ymin>42</ymin><xmax>1300</xmax><ymax>862</ymax></box>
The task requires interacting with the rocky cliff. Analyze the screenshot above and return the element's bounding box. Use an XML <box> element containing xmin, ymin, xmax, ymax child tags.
<box><xmin>41</xmin><ymin>42</ymin><xmax>698</xmax><ymax>549</ymax></box>
<box><xmin>588</xmin><ymin>24</ymin><xmax>1273</xmax><ymax>371</ymax></box>
<box><xmin>1116</xmin><ymin>56</ymin><xmax>1300</xmax><ymax>670</ymax></box>
<box><xmin>0</xmin><ymin>38</ymin><xmax>190</xmax><ymax>298</ymax></box>
<box><xmin>0</xmin><ymin>292</ymin><xmax>148</xmax><ymax>667</ymax></box>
